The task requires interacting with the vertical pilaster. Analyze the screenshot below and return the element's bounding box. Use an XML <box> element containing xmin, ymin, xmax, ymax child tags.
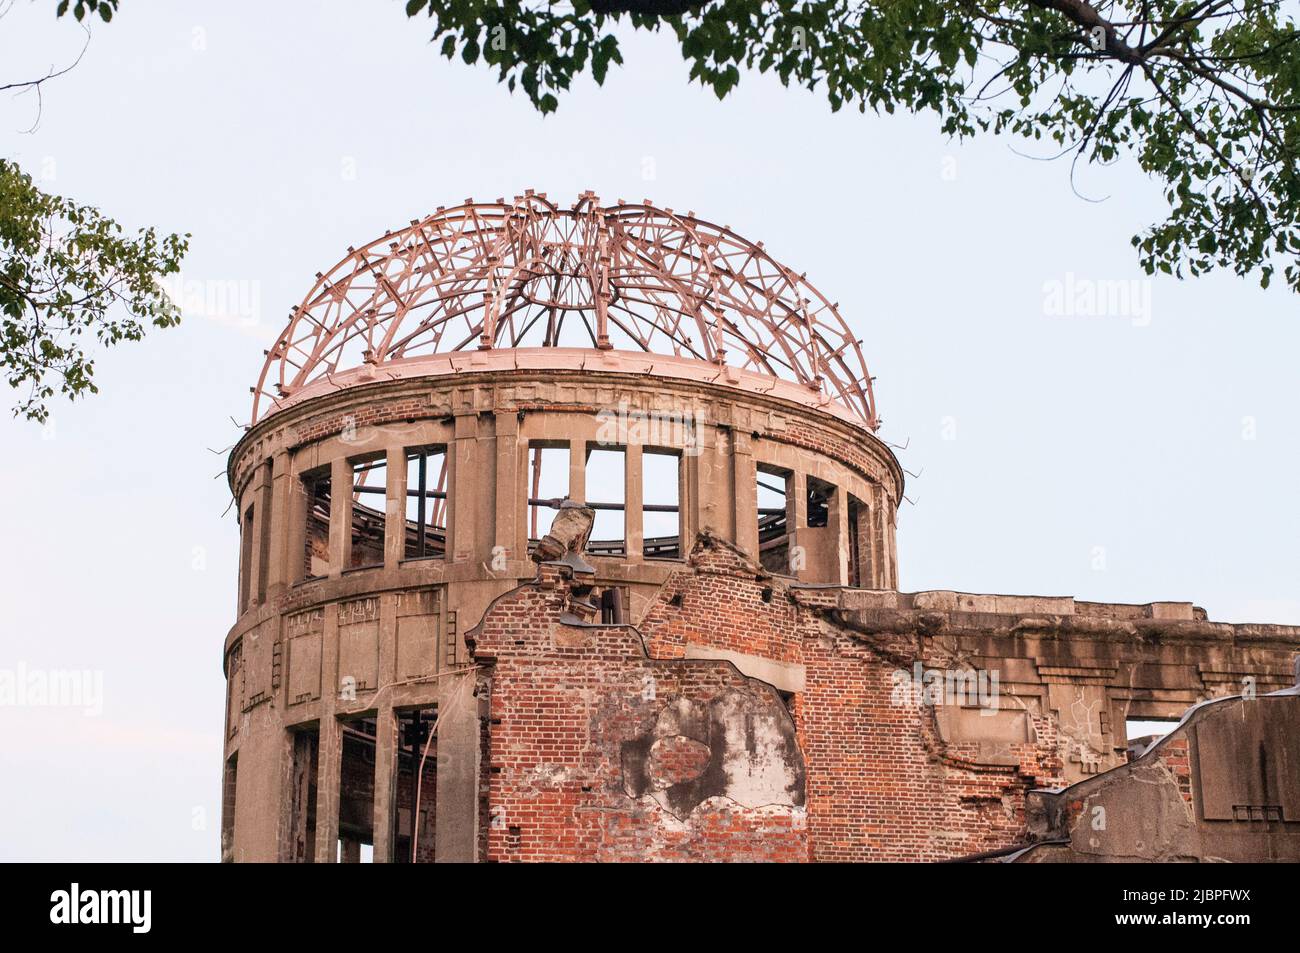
<box><xmin>789</xmin><ymin>471</ymin><xmax>807</xmax><ymax>579</ymax></box>
<box><xmin>288</xmin><ymin>461</ymin><xmax>309</xmax><ymax>585</ymax></box>
<box><xmin>494</xmin><ymin>411</ymin><xmax>520</xmax><ymax>560</ymax></box>
<box><xmin>434</xmin><ymin>671</ymin><xmax>480</xmax><ymax>863</ymax></box>
<box><xmin>384</xmin><ymin>447</ymin><xmax>406</xmax><ymax>569</ymax></box>
<box><xmin>313</xmin><ymin>712</ymin><xmax>341</xmax><ymax>863</ymax></box>
<box><xmin>371</xmin><ymin>704</ymin><xmax>396</xmax><ymax>863</ymax></box>
<box><xmin>568</xmin><ymin>438</ymin><xmax>587</xmax><ymax>503</ymax></box>
<box><xmin>625</xmin><ymin>442</ymin><xmax>643</xmax><ymax>559</ymax></box>
<box><xmin>451</xmin><ymin>412</ymin><xmax>478</xmax><ymax>562</ymax></box>
<box><xmin>829</xmin><ymin>482</ymin><xmax>849</xmax><ymax>585</ymax></box>
<box><xmin>328</xmin><ymin>456</ymin><xmax>351</xmax><ymax>578</ymax></box>
<box><xmin>266</xmin><ymin>450</ymin><xmax>292</xmax><ymax>596</ymax></box>
<box><xmin>248</xmin><ymin>463</ymin><xmax>272</xmax><ymax>604</ymax></box>
<box><xmin>732</xmin><ymin>432</ymin><xmax>758</xmax><ymax>558</ymax></box>
<box><xmin>681</xmin><ymin>442</ymin><xmax>699</xmax><ymax>545</ymax></box>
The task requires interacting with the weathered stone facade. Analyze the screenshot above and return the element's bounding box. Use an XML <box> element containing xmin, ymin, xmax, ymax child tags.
<box><xmin>466</xmin><ymin>528</ymin><xmax>1300</xmax><ymax>862</ymax></box>
<box><xmin>222</xmin><ymin>195</ymin><xmax>1297</xmax><ymax>863</ymax></box>
<box><xmin>222</xmin><ymin>363</ymin><xmax>1299</xmax><ymax>862</ymax></box>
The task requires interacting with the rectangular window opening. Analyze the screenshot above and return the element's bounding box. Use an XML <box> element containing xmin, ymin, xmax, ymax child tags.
<box><xmin>756</xmin><ymin>465</ymin><xmax>791</xmax><ymax>575</ymax></box>
<box><xmin>643</xmin><ymin>449</ymin><xmax>682</xmax><ymax>560</ymax></box>
<box><xmin>303</xmin><ymin>470</ymin><xmax>332</xmax><ymax>580</ymax></box>
<box><xmin>349</xmin><ymin>457</ymin><xmax>387</xmax><ymax>569</ymax></box>
<box><xmin>806</xmin><ymin>476</ymin><xmax>835</xmax><ymax>529</ymax></box>
<box><xmin>396</xmin><ymin>706</ymin><xmax>438</xmax><ymax>863</ymax></box>
<box><xmin>527</xmin><ymin>443</ymin><xmax>569</xmax><ymax>551</ymax></box>
<box><xmin>1125</xmin><ymin>717</ymin><xmax>1180</xmax><ymax>760</ymax></box>
<box><xmin>404</xmin><ymin>446</ymin><xmax>448</xmax><ymax>560</ymax></box>
<box><xmin>600</xmin><ymin>586</ymin><xmax>626</xmax><ymax>624</ymax></box>
<box><xmin>586</xmin><ymin>445</ymin><xmax>625</xmax><ymax>557</ymax></box>
<box><xmin>337</xmin><ymin>716</ymin><xmax>377</xmax><ymax>863</ymax></box>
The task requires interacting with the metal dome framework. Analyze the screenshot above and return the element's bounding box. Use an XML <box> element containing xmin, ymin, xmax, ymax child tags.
<box><xmin>252</xmin><ymin>190</ymin><xmax>877</xmax><ymax>428</ymax></box>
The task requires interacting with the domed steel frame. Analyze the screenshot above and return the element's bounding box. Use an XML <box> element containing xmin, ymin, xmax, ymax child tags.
<box><xmin>251</xmin><ymin>190</ymin><xmax>877</xmax><ymax>428</ymax></box>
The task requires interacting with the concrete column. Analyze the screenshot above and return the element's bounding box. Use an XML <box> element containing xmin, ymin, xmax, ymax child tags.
<box><xmin>680</xmin><ymin>445</ymin><xmax>698</xmax><ymax>546</ymax></box>
<box><xmin>732</xmin><ymin>432</ymin><xmax>758</xmax><ymax>558</ymax></box>
<box><xmin>373</xmin><ymin>597</ymin><xmax>397</xmax><ymax>856</ymax></box>
<box><xmin>494</xmin><ymin>412</ymin><xmax>520</xmax><ymax>560</ymax></box>
<box><xmin>693</xmin><ymin>426</ymin><xmax>732</xmax><ymax>540</ymax></box>
<box><xmin>886</xmin><ymin>502</ymin><xmax>899</xmax><ymax>588</ymax></box>
<box><xmin>451</xmin><ymin>413</ymin><xmax>478</xmax><ymax>562</ymax></box>
<box><xmin>265</xmin><ymin>450</ymin><xmax>292</xmax><ymax>596</ymax></box>
<box><xmin>568</xmin><ymin>438</ymin><xmax>586</xmax><ymax>503</ymax></box>
<box><xmin>435</xmin><ymin>671</ymin><xmax>480</xmax><ymax>863</ymax></box>
<box><xmin>829</xmin><ymin>482</ymin><xmax>849</xmax><ymax>585</ymax></box>
<box><xmin>287</xmin><ymin>461</ymin><xmax>309</xmax><ymax>585</ymax></box>
<box><xmin>313</xmin><ymin>713</ymin><xmax>341</xmax><ymax>863</ymax></box>
<box><xmin>371</xmin><ymin>704</ymin><xmax>396</xmax><ymax>863</ymax></box>
<box><xmin>625</xmin><ymin>443</ymin><xmax>643</xmax><ymax>559</ymax></box>
<box><xmin>789</xmin><ymin>471</ymin><xmax>807</xmax><ymax>579</ymax></box>
<box><xmin>328</xmin><ymin>456</ymin><xmax>351</xmax><ymax>578</ymax></box>
<box><xmin>518</xmin><ymin>440</ymin><xmax>532</xmax><ymax>556</ymax></box>
<box><xmin>248</xmin><ymin>463</ymin><xmax>272</xmax><ymax>604</ymax></box>
<box><xmin>384</xmin><ymin>447</ymin><xmax>406</xmax><ymax>570</ymax></box>
<box><xmin>869</xmin><ymin>487</ymin><xmax>897</xmax><ymax>589</ymax></box>
<box><xmin>849</xmin><ymin>496</ymin><xmax>873</xmax><ymax>588</ymax></box>
<box><xmin>313</xmin><ymin>602</ymin><xmax>342</xmax><ymax>861</ymax></box>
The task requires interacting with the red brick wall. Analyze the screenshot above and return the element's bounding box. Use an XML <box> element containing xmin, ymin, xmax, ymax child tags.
<box><xmin>639</xmin><ymin>537</ymin><xmax>1064</xmax><ymax>861</ymax></box>
<box><xmin>469</xmin><ymin>541</ymin><xmax>1071</xmax><ymax>862</ymax></box>
<box><xmin>798</xmin><ymin>627</ymin><xmax>1061</xmax><ymax>860</ymax></box>
<box><xmin>469</xmin><ymin>565</ymin><xmax>808</xmax><ymax>862</ymax></box>
<box><xmin>639</xmin><ymin>535</ymin><xmax>803</xmax><ymax>665</ymax></box>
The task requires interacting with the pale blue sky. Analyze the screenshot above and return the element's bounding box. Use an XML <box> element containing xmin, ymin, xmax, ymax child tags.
<box><xmin>1</xmin><ymin>1</ymin><xmax>1296</xmax><ymax>861</ymax></box>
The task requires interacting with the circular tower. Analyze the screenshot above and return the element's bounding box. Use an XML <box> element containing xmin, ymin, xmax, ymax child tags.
<box><xmin>221</xmin><ymin>191</ymin><xmax>902</xmax><ymax>862</ymax></box>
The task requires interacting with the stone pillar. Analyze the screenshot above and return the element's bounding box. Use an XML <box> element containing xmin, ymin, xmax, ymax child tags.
<box><xmin>625</xmin><ymin>442</ymin><xmax>643</xmax><ymax>559</ymax></box>
<box><xmin>246</xmin><ymin>462</ymin><xmax>272</xmax><ymax>604</ymax></box>
<box><xmin>384</xmin><ymin>447</ymin><xmax>406</xmax><ymax>570</ymax></box>
<box><xmin>695</xmin><ymin>426</ymin><xmax>734</xmax><ymax>540</ymax></box>
<box><xmin>329</xmin><ymin>456</ymin><xmax>351</xmax><ymax>578</ymax></box>
<box><xmin>265</xmin><ymin>450</ymin><xmax>292</xmax><ymax>596</ymax></box>
<box><xmin>434</xmin><ymin>671</ymin><xmax>480</xmax><ymax>862</ymax></box>
<box><xmin>870</xmin><ymin>485</ymin><xmax>888</xmax><ymax>588</ymax></box>
<box><xmin>829</xmin><ymin>481</ymin><xmax>849</xmax><ymax>585</ymax></box>
<box><xmin>287</xmin><ymin>462</ymin><xmax>309</xmax><ymax>585</ymax></box>
<box><xmin>451</xmin><ymin>412</ymin><xmax>478</xmax><ymax>562</ymax></box>
<box><xmin>568</xmin><ymin>438</ymin><xmax>587</xmax><ymax>504</ymax></box>
<box><xmin>732</xmin><ymin>432</ymin><xmax>758</xmax><ymax>558</ymax></box>
<box><xmin>789</xmin><ymin>471</ymin><xmax>807</xmax><ymax>580</ymax></box>
<box><xmin>313</xmin><ymin>712</ymin><xmax>341</xmax><ymax>863</ymax></box>
<box><xmin>494</xmin><ymin>411</ymin><xmax>520</xmax><ymax>560</ymax></box>
<box><xmin>371</xmin><ymin>705</ymin><xmax>396</xmax><ymax>862</ymax></box>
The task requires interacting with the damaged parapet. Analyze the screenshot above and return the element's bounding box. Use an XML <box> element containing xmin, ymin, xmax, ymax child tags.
<box><xmin>1014</xmin><ymin>665</ymin><xmax>1300</xmax><ymax>863</ymax></box>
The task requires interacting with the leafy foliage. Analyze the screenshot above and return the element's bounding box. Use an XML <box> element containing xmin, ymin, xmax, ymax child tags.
<box><xmin>54</xmin><ymin>0</ymin><xmax>118</xmax><ymax>23</ymax></box>
<box><xmin>405</xmin><ymin>0</ymin><xmax>1300</xmax><ymax>293</ymax></box>
<box><xmin>0</xmin><ymin>161</ymin><xmax>188</xmax><ymax>422</ymax></box>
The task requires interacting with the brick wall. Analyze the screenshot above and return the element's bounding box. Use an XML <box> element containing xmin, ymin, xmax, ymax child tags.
<box><xmin>469</xmin><ymin>564</ymin><xmax>808</xmax><ymax>862</ymax></box>
<box><xmin>640</xmin><ymin>538</ymin><xmax>1061</xmax><ymax>860</ymax></box>
<box><xmin>465</xmin><ymin>534</ymin><xmax>1296</xmax><ymax>862</ymax></box>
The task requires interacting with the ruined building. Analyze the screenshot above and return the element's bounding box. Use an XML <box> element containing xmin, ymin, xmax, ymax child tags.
<box><xmin>222</xmin><ymin>192</ymin><xmax>1300</xmax><ymax>862</ymax></box>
